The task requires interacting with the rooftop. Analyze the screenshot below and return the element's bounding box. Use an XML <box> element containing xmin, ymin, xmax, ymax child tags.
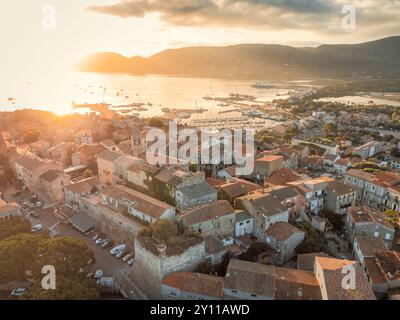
<box><xmin>265</xmin><ymin>222</ymin><xmax>303</xmax><ymax>242</ymax></box>
<box><xmin>326</xmin><ymin>180</ymin><xmax>356</xmax><ymax>196</ymax></box>
<box><xmin>179</xmin><ymin>200</ymin><xmax>234</xmax><ymax>226</ymax></box>
<box><xmin>39</xmin><ymin>170</ymin><xmax>63</xmax><ymax>183</ymax></box>
<box><xmin>97</xmin><ymin>150</ymin><xmax>122</xmax><ymax>162</ymax></box>
<box><xmin>297</xmin><ymin>252</ymin><xmax>331</xmax><ymax>272</ymax></box>
<box><xmin>161</xmin><ymin>272</ymin><xmax>224</xmax><ymax>298</ymax></box>
<box><xmin>348</xmin><ymin>206</ymin><xmax>394</xmax><ymax>230</ymax></box>
<box><xmin>354</xmin><ymin>236</ymin><xmax>388</xmax><ymax>258</ymax></box>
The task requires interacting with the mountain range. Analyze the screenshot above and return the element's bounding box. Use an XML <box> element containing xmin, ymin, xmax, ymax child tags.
<box><xmin>77</xmin><ymin>36</ymin><xmax>400</xmax><ymax>79</ymax></box>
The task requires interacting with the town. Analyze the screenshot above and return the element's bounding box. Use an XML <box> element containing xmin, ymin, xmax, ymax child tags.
<box><xmin>1</xmin><ymin>80</ymin><xmax>400</xmax><ymax>301</ymax></box>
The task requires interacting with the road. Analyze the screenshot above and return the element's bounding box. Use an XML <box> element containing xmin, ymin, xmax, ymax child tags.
<box><xmin>3</xmin><ymin>186</ymin><xmax>148</xmax><ymax>299</ymax></box>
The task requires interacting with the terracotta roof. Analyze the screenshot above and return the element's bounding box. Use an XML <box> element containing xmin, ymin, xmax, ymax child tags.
<box><xmin>64</xmin><ymin>177</ymin><xmax>100</xmax><ymax>194</ymax></box>
<box><xmin>14</xmin><ymin>155</ymin><xmax>42</xmax><ymax>170</ymax></box>
<box><xmin>265</xmin><ymin>222</ymin><xmax>304</xmax><ymax>242</ymax></box>
<box><xmin>297</xmin><ymin>252</ymin><xmax>331</xmax><ymax>272</ymax></box>
<box><xmin>224</xmin><ymin>259</ymin><xmax>275</xmax><ymax>298</ymax></box>
<box><xmin>179</xmin><ymin>200</ymin><xmax>234</xmax><ymax>226</ymax></box>
<box><xmin>348</xmin><ymin>206</ymin><xmax>394</xmax><ymax>230</ymax></box>
<box><xmin>274</xmin><ymin>267</ymin><xmax>322</xmax><ymax>300</ymax></box>
<box><xmin>39</xmin><ymin>170</ymin><xmax>63</xmax><ymax>183</ymax></box>
<box><xmin>346</xmin><ymin>169</ymin><xmax>375</xmax><ymax>182</ymax></box>
<box><xmin>219</xmin><ymin>179</ymin><xmax>260</xmax><ymax>199</ymax></box>
<box><xmin>265</xmin><ymin>168</ymin><xmax>301</xmax><ymax>186</ymax></box>
<box><xmin>97</xmin><ymin>150</ymin><xmax>122</xmax><ymax>162</ymax></box>
<box><xmin>79</xmin><ymin>144</ymin><xmax>106</xmax><ymax>157</ymax></box>
<box><xmin>238</xmin><ymin>192</ymin><xmax>288</xmax><ymax>217</ymax></box>
<box><xmin>103</xmin><ymin>184</ymin><xmax>174</xmax><ymax>219</ymax></box>
<box><xmin>206</xmin><ymin>177</ymin><xmax>225</xmax><ymax>187</ymax></box>
<box><xmin>326</xmin><ymin>180</ymin><xmax>356</xmax><ymax>196</ymax></box>
<box><xmin>374</xmin><ymin>251</ymin><xmax>400</xmax><ymax>281</ymax></box>
<box><xmin>354</xmin><ymin>236</ymin><xmax>388</xmax><ymax>258</ymax></box>
<box><xmin>162</xmin><ymin>272</ymin><xmax>224</xmax><ymax>298</ymax></box>
<box><xmin>256</xmin><ymin>155</ymin><xmax>284</xmax><ymax>163</ymax></box>
<box><xmin>315</xmin><ymin>257</ymin><xmax>376</xmax><ymax>300</ymax></box>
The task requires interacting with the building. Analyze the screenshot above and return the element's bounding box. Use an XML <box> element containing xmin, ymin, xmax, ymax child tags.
<box><xmin>13</xmin><ymin>155</ymin><xmax>63</xmax><ymax>194</ymax></box>
<box><xmin>297</xmin><ymin>252</ymin><xmax>331</xmax><ymax>272</ymax></box>
<box><xmin>132</xmin><ymin>236</ymin><xmax>205</xmax><ymax>299</ymax></box>
<box><xmin>346</xmin><ymin>206</ymin><xmax>395</xmax><ymax>248</ymax></box>
<box><xmin>292</xmin><ymin>138</ymin><xmax>339</xmax><ymax>156</ymax></box>
<box><xmin>237</xmin><ymin>191</ymin><xmax>289</xmax><ymax>242</ymax></box>
<box><xmin>314</xmin><ymin>256</ymin><xmax>376</xmax><ymax>300</ymax></box>
<box><xmin>47</xmin><ymin>142</ymin><xmax>74</xmax><ymax>165</ymax></box>
<box><xmin>38</xmin><ymin>170</ymin><xmax>71</xmax><ymax>205</ymax></box>
<box><xmin>218</xmin><ymin>179</ymin><xmax>261</xmax><ymax>204</ymax></box>
<box><xmin>76</xmin><ymin>144</ymin><xmax>107</xmax><ymax>166</ymax></box>
<box><xmin>333</xmin><ymin>158</ymin><xmax>351</xmax><ymax>174</ymax></box>
<box><xmin>364</xmin><ymin>251</ymin><xmax>400</xmax><ymax>295</ymax></box>
<box><xmin>353</xmin><ymin>236</ymin><xmax>388</xmax><ymax>266</ymax></box>
<box><xmin>175</xmin><ymin>182</ymin><xmax>217</xmax><ymax>211</ymax></box>
<box><xmin>325</xmin><ymin>180</ymin><xmax>357</xmax><ymax>215</ymax></box>
<box><xmin>264</xmin><ymin>167</ymin><xmax>302</xmax><ymax>188</ymax></box>
<box><xmin>64</xmin><ymin>176</ymin><xmax>101</xmax><ymax>210</ymax></box>
<box><xmin>264</xmin><ymin>222</ymin><xmax>305</xmax><ymax>264</ymax></box>
<box><xmin>101</xmin><ymin>184</ymin><xmax>176</xmax><ymax>224</ymax></box>
<box><xmin>254</xmin><ymin>155</ymin><xmax>284</xmax><ymax>180</ymax></box>
<box><xmin>223</xmin><ymin>259</ymin><xmax>322</xmax><ymax>300</ymax></box>
<box><xmin>178</xmin><ymin>200</ymin><xmax>235</xmax><ymax>237</ymax></box>
<box><xmin>352</xmin><ymin>141</ymin><xmax>382</xmax><ymax>160</ymax></box>
<box><xmin>161</xmin><ymin>272</ymin><xmax>224</xmax><ymax>300</ymax></box>
<box><xmin>234</xmin><ymin>210</ymin><xmax>254</xmax><ymax>237</ymax></box>
<box><xmin>74</xmin><ymin>129</ymin><xmax>93</xmax><ymax>146</ymax></box>
<box><xmin>0</xmin><ymin>200</ymin><xmax>22</xmax><ymax>219</ymax></box>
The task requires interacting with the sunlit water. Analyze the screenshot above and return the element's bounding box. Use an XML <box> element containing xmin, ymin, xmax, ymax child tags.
<box><xmin>0</xmin><ymin>71</ymin><xmax>293</xmax><ymax>117</ymax></box>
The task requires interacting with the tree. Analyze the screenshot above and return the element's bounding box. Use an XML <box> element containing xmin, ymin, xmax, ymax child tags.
<box><xmin>22</xmin><ymin>128</ymin><xmax>41</xmax><ymax>144</ymax></box>
<box><xmin>323</xmin><ymin>123</ymin><xmax>337</xmax><ymax>138</ymax></box>
<box><xmin>0</xmin><ymin>216</ymin><xmax>31</xmax><ymax>241</ymax></box>
<box><xmin>150</xmin><ymin>219</ymin><xmax>178</xmax><ymax>242</ymax></box>
<box><xmin>385</xmin><ymin>209</ymin><xmax>399</xmax><ymax>229</ymax></box>
<box><xmin>149</xmin><ymin>118</ymin><xmax>163</xmax><ymax>128</ymax></box>
<box><xmin>22</xmin><ymin>276</ymin><xmax>100</xmax><ymax>300</ymax></box>
<box><xmin>295</xmin><ymin>222</ymin><xmax>328</xmax><ymax>254</ymax></box>
<box><xmin>83</xmin><ymin>169</ymin><xmax>93</xmax><ymax>178</ymax></box>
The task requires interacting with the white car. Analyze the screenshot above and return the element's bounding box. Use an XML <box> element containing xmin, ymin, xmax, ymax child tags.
<box><xmin>96</xmin><ymin>238</ymin><xmax>107</xmax><ymax>245</ymax></box>
<box><xmin>127</xmin><ymin>259</ymin><xmax>134</xmax><ymax>266</ymax></box>
<box><xmin>92</xmin><ymin>233</ymin><xmax>100</xmax><ymax>241</ymax></box>
<box><xmin>10</xmin><ymin>288</ymin><xmax>27</xmax><ymax>297</ymax></box>
<box><xmin>94</xmin><ymin>270</ymin><xmax>104</xmax><ymax>279</ymax></box>
<box><xmin>116</xmin><ymin>250</ymin><xmax>126</xmax><ymax>259</ymax></box>
<box><xmin>35</xmin><ymin>201</ymin><xmax>42</xmax><ymax>207</ymax></box>
<box><xmin>31</xmin><ymin>224</ymin><xmax>43</xmax><ymax>232</ymax></box>
<box><xmin>110</xmin><ymin>244</ymin><xmax>127</xmax><ymax>255</ymax></box>
<box><xmin>122</xmin><ymin>253</ymin><xmax>133</xmax><ymax>262</ymax></box>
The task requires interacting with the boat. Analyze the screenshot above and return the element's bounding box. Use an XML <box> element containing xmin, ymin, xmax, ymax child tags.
<box><xmin>251</xmin><ymin>82</ymin><xmax>273</xmax><ymax>89</ymax></box>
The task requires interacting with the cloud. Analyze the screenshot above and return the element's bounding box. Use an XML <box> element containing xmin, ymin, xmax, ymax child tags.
<box><xmin>87</xmin><ymin>0</ymin><xmax>400</xmax><ymax>35</ymax></box>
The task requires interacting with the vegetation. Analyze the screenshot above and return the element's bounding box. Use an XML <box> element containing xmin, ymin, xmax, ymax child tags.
<box><xmin>323</xmin><ymin>123</ymin><xmax>338</xmax><ymax>138</ymax></box>
<box><xmin>385</xmin><ymin>209</ymin><xmax>400</xmax><ymax>229</ymax></box>
<box><xmin>148</xmin><ymin>118</ymin><xmax>164</xmax><ymax>128</ymax></box>
<box><xmin>0</xmin><ymin>216</ymin><xmax>31</xmax><ymax>241</ymax></box>
<box><xmin>22</xmin><ymin>128</ymin><xmax>41</xmax><ymax>144</ymax></box>
<box><xmin>83</xmin><ymin>169</ymin><xmax>94</xmax><ymax>178</ymax></box>
<box><xmin>295</xmin><ymin>222</ymin><xmax>328</xmax><ymax>254</ymax></box>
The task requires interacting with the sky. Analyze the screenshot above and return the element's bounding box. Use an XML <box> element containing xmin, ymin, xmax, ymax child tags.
<box><xmin>0</xmin><ymin>0</ymin><xmax>399</xmax><ymax>76</ymax></box>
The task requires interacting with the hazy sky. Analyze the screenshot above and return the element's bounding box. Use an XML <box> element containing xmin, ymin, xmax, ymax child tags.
<box><xmin>0</xmin><ymin>0</ymin><xmax>399</xmax><ymax>76</ymax></box>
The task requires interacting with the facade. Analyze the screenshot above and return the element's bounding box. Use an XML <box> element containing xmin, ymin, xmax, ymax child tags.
<box><xmin>237</xmin><ymin>191</ymin><xmax>289</xmax><ymax>242</ymax></box>
<box><xmin>234</xmin><ymin>210</ymin><xmax>254</xmax><ymax>237</ymax></box>
<box><xmin>38</xmin><ymin>170</ymin><xmax>71</xmax><ymax>204</ymax></box>
<box><xmin>264</xmin><ymin>222</ymin><xmax>305</xmax><ymax>264</ymax></box>
<box><xmin>346</xmin><ymin>206</ymin><xmax>395</xmax><ymax>248</ymax></box>
<box><xmin>74</xmin><ymin>129</ymin><xmax>93</xmax><ymax>146</ymax></box>
<box><xmin>64</xmin><ymin>176</ymin><xmax>101</xmax><ymax>209</ymax></box>
<box><xmin>0</xmin><ymin>200</ymin><xmax>22</xmax><ymax>219</ymax></box>
<box><xmin>325</xmin><ymin>180</ymin><xmax>357</xmax><ymax>215</ymax></box>
<box><xmin>101</xmin><ymin>184</ymin><xmax>176</xmax><ymax>224</ymax></box>
<box><xmin>254</xmin><ymin>155</ymin><xmax>284</xmax><ymax>180</ymax></box>
<box><xmin>353</xmin><ymin>236</ymin><xmax>388</xmax><ymax>266</ymax></box>
<box><xmin>352</xmin><ymin>141</ymin><xmax>382</xmax><ymax>160</ymax></box>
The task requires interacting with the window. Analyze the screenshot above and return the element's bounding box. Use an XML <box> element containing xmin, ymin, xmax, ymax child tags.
<box><xmin>385</xmin><ymin>233</ymin><xmax>391</xmax><ymax>240</ymax></box>
<box><xmin>251</xmin><ymin>294</ymin><xmax>257</xmax><ymax>297</ymax></box>
<box><xmin>374</xmin><ymin>232</ymin><xmax>379</xmax><ymax>237</ymax></box>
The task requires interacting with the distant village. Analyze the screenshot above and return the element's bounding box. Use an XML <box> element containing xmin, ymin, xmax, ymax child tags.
<box><xmin>1</xmin><ymin>102</ymin><xmax>400</xmax><ymax>301</ymax></box>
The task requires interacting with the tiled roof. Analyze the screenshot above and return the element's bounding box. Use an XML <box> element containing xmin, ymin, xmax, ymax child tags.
<box><xmin>297</xmin><ymin>252</ymin><xmax>331</xmax><ymax>272</ymax></box>
<box><xmin>179</xmin><ymin>200</ymin><xmax>234</xmax><ymax>226</ymax></box>
<box><xmin>326</xmin><ymin>180</ymin><xmax>356</xmax><ymax>196</ymax></box>
<box><xmin>265</xmin><ymin>168</ymin><xmax>301</xmax><ymax>186</ymax></box>
<box><xmin>97</xmin><ymin>150</ymin><xmax>122</xmax><ymax>162</ymax></box>
<box><xmin>14</xmin><ymin>155</ymin><xmax>42</xmax><ymax>171</ymax></box>
<box><xmin>103</xmin><ymin>184</ymin><xmax>174</xmax><ymax>219</ymax></box>
<box><xmin>162</xmin><ymin>272</ymin><xmax>224</xmax><ymax>298</ymax></box>
<box><xmin>348</xmin><ymin>206</ymin><xmax>394</xmax><ymax>230</ymax></box>
<box><xmin>39</xmin><ymin>170</ymin><xmax>63</xmax><ymax>183</ymax></box>
<box><xmin>265</xmin><ymin>222</ymin><xmax>303</xmax><ymax>242</ymax></box>
<box><xmin>64</xmin><ymin>177</ymin><xmax>100</xmax><ymax>194</ymax></box>
<box><xmin>219</xmin><ymin>179</ymin><xmax>260</xmax><ymax>199</ymax></box>
<box><xmin>238</xmin><ymin>192</ymin><xmax>288</xmax><ymax>217</ymax></box>
<box><xmin>354</xmin><ymin>236</ymin><xmax>388</xmax><ymax>258</ymax></box>
<box><xmin>79</xmin><ymin>144</ymin><xmax>106</xmax><ymax>156</ymax></box>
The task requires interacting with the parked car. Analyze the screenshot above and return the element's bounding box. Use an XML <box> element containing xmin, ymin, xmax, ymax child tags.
<box><xmin>96</xmin><ymin>238</ymin><xmax>108</xmax><ymax>246</ymax></box>
<box><xmin>116</xmin><ymin>250</ymin><xmax>126</xmax><ymax>259</ymax></box>
<box><xmin>127</xmin><ymin>259</ymin><xmax>134</xmax><ymax>266</ymax></box>
<box><xmin>35</xmin><ymin>201</ymin><xmax>42</xmax><ymax>207</ymax></box>
<box><xmin>94</xmin><ymin>270</ymin><xmax>104</xmax><ymax>279</ymax></box>
<box><xmin>86</xmin><ymin>272</ymin><xmax>94</xmax><ymax>278</ymax></box>
<box><xmin>92</xmin><ymin>233</ymin><xmax>100</xmax><ymax>241</ymax></box>
<box><xmin>110</xmin><ymin>244</ymin><xmax>127</xmax><ymax>256</ymax></box>
<box><xmin>10</xmin><ymin>288</ymin><xmax>27</xmax><ymax>297</ymax></box>
<box><xmin>122</xmin><ymin>253</ymin><xmax>133</xmax><ymax>262</ymax></box>
<box><xmin>102</xmin><ymin>240</ymin><xmax>114</xmax><ymax>249</ymax></box>
<box><xmin>31</xmin><ymin>224</ymin><xmax>43</xmax><ymax>232</ymax></box>
<box><xmin>100</xmin><ymin>240</ymin><xmax>110</xmax><ymax>248</ymax></box>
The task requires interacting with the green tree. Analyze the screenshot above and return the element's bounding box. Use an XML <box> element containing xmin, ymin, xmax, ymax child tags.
<box><xmin>22</xmin><ymin>276</ymin><xmax>100</xmax><ymax>300</ymax></box>
<box><xmin>83</xmin><ymin>169</ymin><xmax>93</xmax><ymax>178</ymax></box>
<box><xmin>150</xmin><ymin>219</ymin><xmax>178</xmax><ymax>242</ymax></box>
<box><xmin>0</xmin><ymin>216</ymin><xmax>31</xmax><ymax>241</ymax></box>
<box><xmin>22</xmin><ymin>128</ymin><xmax>41</xmax><ymax>144</ymax></box>
<box><xmin>323</xmin><ymin>123</ymin><xmax>337</xmax><ymax>138</ymax></box>
<box><xmin>385</xmin><ymin>209</ymin><xmax>399</xmax><ymax>228</ymax></box>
